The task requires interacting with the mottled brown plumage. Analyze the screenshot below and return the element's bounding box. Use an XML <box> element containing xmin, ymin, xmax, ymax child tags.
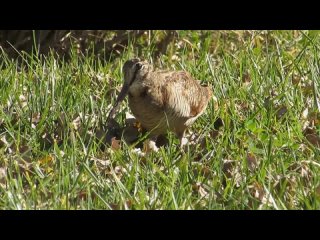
<box><xmin>111</xmin><ymin>58</ymin><xmax>212</xmax><ymax>147</ymax></box>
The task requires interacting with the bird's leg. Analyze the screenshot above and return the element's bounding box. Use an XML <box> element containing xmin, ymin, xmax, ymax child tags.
<box><xmin>177</xmin><ymin>130</ymin><xmax>188</xmax><ymax>150</ymax></box>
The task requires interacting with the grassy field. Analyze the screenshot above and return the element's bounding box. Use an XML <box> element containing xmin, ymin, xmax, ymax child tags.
<box><xmin>0</xmin><ymin>30</ymin><xmax>320</xmax><ymax>209</ymax></box>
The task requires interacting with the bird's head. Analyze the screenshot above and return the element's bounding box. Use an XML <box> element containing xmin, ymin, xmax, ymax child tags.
<box><xmin>109</xmin><ymin>58</ymin><xmax>151</xmax><ymax>113</ymax></box>
<box><xmin>122</xmin><ymin>58</ymin><xmax>151</xmax><ymax>86</ymax></box>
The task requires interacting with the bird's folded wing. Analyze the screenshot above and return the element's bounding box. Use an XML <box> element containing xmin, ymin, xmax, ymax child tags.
<box><xmin>160</xmin><ymin>71</ymin><xmax>212</xmax><ymax>118</ymax></box>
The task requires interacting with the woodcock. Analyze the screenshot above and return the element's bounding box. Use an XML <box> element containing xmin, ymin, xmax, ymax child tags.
<box><xmin>109</xmin><ymin>58</ymin><xmax>213</xmax><ymax>147</ymax></box>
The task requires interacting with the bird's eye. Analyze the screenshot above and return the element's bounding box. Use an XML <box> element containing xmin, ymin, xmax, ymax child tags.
<box><xmin>135</xmin><ymin>62</ymin><xmax>143</xmax><ymax>70</ymax></box>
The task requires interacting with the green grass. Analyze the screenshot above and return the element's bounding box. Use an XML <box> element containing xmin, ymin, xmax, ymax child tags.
<box><xmin>1</xmin><ymin>30</ymin><xmax>320</xmax><ymax>209</ymax></box>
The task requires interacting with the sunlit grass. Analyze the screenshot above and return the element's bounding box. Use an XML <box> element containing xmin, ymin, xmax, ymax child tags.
<box><xmin>0</xmin><ymin>30</ymin><xmax>320</xmax><ymax>209</ymax></box>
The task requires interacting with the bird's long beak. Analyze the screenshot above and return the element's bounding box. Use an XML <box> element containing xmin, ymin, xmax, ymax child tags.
<box><xmin>106</xmin><ymin>82</ymin><xmax>130</xmax><ymax>125</ymax></box>
<box><xmin>115</xmin><ymin>83</ymin><xmax>130</xmax><ymax>104</ymax></box>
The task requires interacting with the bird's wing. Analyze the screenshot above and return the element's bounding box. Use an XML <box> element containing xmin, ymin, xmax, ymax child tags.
<box><xmin>161</xmin><ymin>71</ymin><xmax>212</xmax><ymax>118</ymax></box>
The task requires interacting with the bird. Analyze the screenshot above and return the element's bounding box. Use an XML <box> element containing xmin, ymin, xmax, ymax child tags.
<box><xmin>108</xmin><ymin>58</ymin><xmax>213</xmax><ymax>148</ymax></box>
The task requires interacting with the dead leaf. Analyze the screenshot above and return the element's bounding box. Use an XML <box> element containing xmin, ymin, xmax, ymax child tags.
<box><xmin>38</xmin><ymin>155</ymin><xmax>54</xmax><ymax>165</ymax></box>
<box><xmin>242</xmin><ymin>72</ymin><xmax>251</xmax><ymax>87</ymax></box>
<box><xmin>139</xmin><ymin>156</ymin><xmax>148</xmax><ymax>165</ymax></box>
<box><xmin>302</xmin><ymin>84</ymin><xmax>313</xmax><ymax>96</ymax></box>
<box><xmin>292</xmin><ymin>73</ymin><xmax>301</xmax><ymax>85</ymax></box>
<box><xmin>304</xmin><ymin>127</ymin><xmax>320</xmax><ymax>148</ymax></box>
<box><xmin>91</xmin><ymin>157</ymin><xmax>111</xmax><ymax>169</ymax></box>
<box><xmin>222</xmin><ymin>159</ymin><xmax>243</xmax><ymax>187</ymax></box>
<box><xmin>78</xmin><ymin>191</ymin><xmax>88</xmax><ymax>200</ymax></box>
<box><xmin>249</xmin><ymin>182</ymin><xmax>265</xmax><ymax>202</ymax></box>
<box><xmin>212</xmin><ymin>95</ymin><xmax>219</xmax><ymax>111</ymax></box>
<box><xmin>301</xmin><ymin>108</ymin><xmax>310</xmax><ymax>131</ymax></box>
<box><xmin>171</xmin><ymin>55</ymin><xmax>180</xmax><ymax>61</ymax></box>
<box><xmin>309</xmin><ymin>111</ymin><xmax>320</xmax><ymax>127</ymax></box>
<box><xmin>59</xmin><ymin>151</ymin><xmax>65</xmax><ymax>157</ymax></box>
<box><xmin>316</xmin><ymin>185</ymin><xmax>320</xmax><ymax>198</ymax></box>
<box><xmin>109</xmin><ymin>199</ymin><xmax>132</xmax><ymax>210</ymax></box>
<box><xmin>111</xmin><ymin>137</ymin><xmax>121</xmax><ymax>150</ymax></box>
<box><xmin>19</xmin><ymin>94</ymin><xmax>27</xmax><ymax>108</ymax></box>
<box><xmin>301</xmin><ymin>108</ymin><xmax>309</xmax><ymax>120</ymax></box>
<box><xmin>109</xmin><ymin>203</ymin><xmax>120</xmax><ymax>210</ymax></box>
<box><xmin>29</xmin><ymin>112</ymin><xmax>41</xmax><ymax>129</ymax></box>
<box><xmin>222</xmin><ymin>160</ymin><xmax>236</xmax><ymax>179</ymax></box>
<box><xmin>54</xmin><ymin>112</ymin><xmax>68</xmax><ymax>143</ymax></box>
<box><xmin>31</xmin><ymin>112</ymin><xmax>41</xmax><ymax>124</ymax></box>
<box><xmin>288</xmin><ymin>162</ymin><xmax>312</xmax><ymax>181</ymax></box>
<box><xmin>19</xmin><ymin>145</ymin><xmax>29</xmax><ymax>154</ymax></box>
<box><xmin>39</xmin><ymin>131</ymin><xmax>55</xmax><ymax>149</ymax></box>
<box><xmin>263</xmin><ymin>97</ymin><xmax>271</xmax><ymax>109</ymax></box>
<box><xmin>106</xmin><ymin>165</ymin><xmax>126</xmax><ymax>180</ymax></box>
<box><xmin>114</xmin><ymin>166</ymin><xmax>123</xmax><ymax>175</ymax></box>
<box><xmin>276</xmin><ymin>105</ymin><xmax>288</xmax><ymax>119</ymax></box>
<box><xmin>273</xmin><ymin>174</ymin><xmax>297</xmax><ymax>196</ymax></box>
<box><xmin>125</xmin><ymin>200</ymin><xmax>132</xmax><ymax>209</ymax></box>
<box><xmin>192</xmin><ymin>182</ymin><xmax>209</xmax><ymax>198</ymax></box>
<box><xmin>210</xmin><ymin>130</ymin><xmax>219</xmax><ymax>139</ymax></box>
<box><xmin>16</xmin><ymin>145</ymin><xmax>32</xmax><ymax>162</ymax></box>
<box><xmin>271</xmin><ymin>89</ymin><xmax>279</xmax><ymax>98</ymax></box>
<box><xmin>200</xmin><ymin>166</ymin><xmax>212</xmax><ymax>178</ymax></box>
<box><xmin>246</xmin><ymin>152</ymin><xmax>258</xmax><ymax>172</ymax></box>
<box><xmin>72</xmin><ymin>116</ymin><xmax>81</xmax><ymax>130</ymax></box>
<box><xmin>0</xmin><ymin>167</ymin><xmax>7</xmax><ymax>185</ymax></box>
<box><xmin>0</xmin><ymin>135</ymin><xmax>9</xmax><ymax>148</ymax></box>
